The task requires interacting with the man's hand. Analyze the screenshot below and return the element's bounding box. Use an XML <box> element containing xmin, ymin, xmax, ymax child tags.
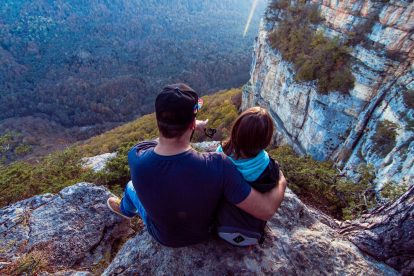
<box><xmin>195</xmin><ymin>119</ymin><xmax>208</xmax><ymax>132</ymax></box>
<box><xmin>236</xmin><ymin>170</ymin><xmax>288</xmax><ymax>221</ymax></box>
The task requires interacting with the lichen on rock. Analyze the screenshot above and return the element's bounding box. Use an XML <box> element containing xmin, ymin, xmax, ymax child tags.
<box><xmin>103</xmin><ymin>188</ymin><xmax>398</xmax><ymax>275</ymax></box>
<box><xmin>0</xmin><ymin>183</ymin><xmax>132</xmax><ymax>275</ymax></box>
<box><xmin>2</xmin><ymin>183</ymin><xmax>411</xmax><ymax>275</ymax></box>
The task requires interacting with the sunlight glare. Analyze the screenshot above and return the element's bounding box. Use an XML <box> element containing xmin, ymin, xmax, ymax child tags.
<box><xmin>243</xmin><ymin>0</ymin><xmax>259</xmax><ymax>37</ymax></box>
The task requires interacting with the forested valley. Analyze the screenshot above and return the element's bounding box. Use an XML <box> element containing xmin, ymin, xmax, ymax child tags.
<box><xmin>0</xmin><ymin>0</ymin><xmax>265</xmax><ymax>162</ymax></box>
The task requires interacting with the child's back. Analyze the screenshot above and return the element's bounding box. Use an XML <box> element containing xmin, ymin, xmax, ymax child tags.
<box><xmin>216</xmin><ymin>107</ymin><xmax>280</xmax><ymax>246</ymax></box>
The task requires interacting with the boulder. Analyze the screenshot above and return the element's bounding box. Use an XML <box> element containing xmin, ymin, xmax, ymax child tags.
<box><xmin>82</xmin><ymin>153</ymin><xmax>118</xmax><ymax>173</ymax></box>
<box><xmin>2</xmin><ymin>182</ymin><xmax>409</xmax><ymax>275</ymax></box>
<box><xmin>340</xmin><ymin>185</ymin><xmax>414</xmax><ymax>275</ymax></box>
<box><xmin>192</xmin><ymin>141</ymin><xmax>220</xmax><ymax>152</ymax></box>
<box><xmin>0</xmin><ymin>183</ymin><xmax>132</xmax><ymax>274</ymax></box>
<box><xmin>103</xmin><ymin>189</ymin><xmax>397</xmax><ymax>275</ymax></box>
<box><xmin>80</xmin><ymin>142</ymin><xmax>217</xmax><ymax>174</ymax></box>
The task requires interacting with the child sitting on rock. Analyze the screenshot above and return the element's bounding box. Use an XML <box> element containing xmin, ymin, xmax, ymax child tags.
<box><xmin>216</xmin><ymin>106</ymin><xmax>280</xmax><ymax>246</ymax></box>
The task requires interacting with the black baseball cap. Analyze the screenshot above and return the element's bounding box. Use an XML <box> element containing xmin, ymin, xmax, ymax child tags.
<box><xmin>155</xmin><ymin>83</ymin><xmax>203</xmax><ymax>130</ymax></box>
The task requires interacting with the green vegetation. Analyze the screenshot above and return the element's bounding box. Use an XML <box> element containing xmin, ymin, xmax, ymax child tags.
<box><xmin>192</xmin><ymin>89</ymin><xmax>241</xmax><ymax>142</ymax></box>
<box><xmin>0</xmin><ymin>132</ymin><xmax>33</xmax><ymax>164</ymax></box>
<box><xmin>403</xmin><ymin>90</ymin><xmax>414</xmax><ymax>109</ymax></box>
<box><xmin>268</xmin><ymin>1</ymin><xmax>355</xmax><ymax>94</ymax></box>
<box><xmin>339</xmin><ymin>164</ymin><xmax>377</xmax><ymax>220</ymax></box>
<box><xmin>80</xmin><ymin>114</ymin><xmax>158</xmax><ymax>157</ymax></box>
<box><xmin>0</xmin><ymin>251</ymin><xmax>48</xmax><ymax>275</ymax></box>
<box><xmin>0</xmin><ymin>89</ymin><xmax>241</xmax><ymax>207</ymax></box>
<box><xmin>269</xmin><ymin>146</ymin><xmax>376</xmax><ymax>220</ymax></box>
<box><xmin>386</xmin><ymin>49</ymin><xmax>405</xmax><ymax>62</ymax></box>
<box><xmin>269</xmin><ymin>0</ymin><xmax>290</xmax><ymax>10</ymax></box>
<box><xmin>401</xmin><ymin>91</ymin><xmax>414</xmax><ymax>131</ymax></box>
<box><xmin>14</xmin><ymin>144</ymin><xmax>32</xmax><ymax>156</ymax></box>
<box><xmin>347</xmin><ymin>15</ymin><xmax>378</xmax><ymax>46</ymax></box>
<box><xmin>372</xmin><ymin>120</ymin><xmax>399</xmax><ymax>157</ymax></box>
<box><xmin>0</xmin><ymin>88</ymin><xmax>394</xmax><ymax>221</ymax></box>
<box><xmin>0</xmin><ymin>148</ymin><xmax>91</xmax><ymax>206</ymax></box>
<box><xmin>380</xmin><ymin>182</ymin><xmax>409</xmax><ymax>202</ymax></box>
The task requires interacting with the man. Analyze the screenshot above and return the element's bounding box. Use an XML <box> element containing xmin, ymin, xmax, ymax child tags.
<box><xmin>107</xmin><ymin>83</ymin><xmax>287</xmax><ymax>247</ymax></box>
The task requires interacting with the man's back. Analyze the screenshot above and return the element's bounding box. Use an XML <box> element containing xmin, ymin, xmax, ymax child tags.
<box><xmin>128</xmin><ymin>142</ymin><xmax>251</xmax><ymax>247</ymax></box>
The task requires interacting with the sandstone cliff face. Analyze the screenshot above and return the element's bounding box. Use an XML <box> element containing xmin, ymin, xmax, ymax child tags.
<box><xmin>243</xmin><ymin>0</ymin><xmax>414</xmax><ymax>187</ymax></box>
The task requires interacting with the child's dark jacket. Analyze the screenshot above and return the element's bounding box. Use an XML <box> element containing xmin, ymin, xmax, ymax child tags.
<box><xmin>217</xmin><ymin>157</ymin><xmax>280</xmax><ymax>242</ymax></box>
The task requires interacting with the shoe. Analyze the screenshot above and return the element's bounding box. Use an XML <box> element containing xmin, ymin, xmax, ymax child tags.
<box><xmin>107</xmin><ymin>197</ymin><xmax>132</xmax><ymax>220</ymax></box>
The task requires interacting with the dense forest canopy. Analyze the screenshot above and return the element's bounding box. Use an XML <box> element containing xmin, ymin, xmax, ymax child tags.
<box><xmin>0</xmin><ymin>0</ymin><xmax>265</xmax><ymax>161</ymax></box>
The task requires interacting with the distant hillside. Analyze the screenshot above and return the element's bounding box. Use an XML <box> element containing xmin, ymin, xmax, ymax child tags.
<box><xmin>0</xmin><ymin>0</ymin><xmax>266</xmax><ymax>162</ymax></box>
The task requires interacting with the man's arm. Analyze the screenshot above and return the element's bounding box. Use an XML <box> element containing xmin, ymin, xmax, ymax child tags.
<box><xmin>236</xmin><ymin>170</ymin><xmax>287</xmax><ymax>221</ymax></box>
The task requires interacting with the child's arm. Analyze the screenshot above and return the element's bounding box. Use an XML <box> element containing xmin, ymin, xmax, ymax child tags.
<box><xmin>250</xmin><ymin>158</ymin><xmax>280</xmax><ymax>193</ymax></box>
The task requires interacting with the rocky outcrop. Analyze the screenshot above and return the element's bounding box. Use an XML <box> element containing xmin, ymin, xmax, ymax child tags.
<box><xmin>339</xmin><ymin>185</ymin><xmax>414</xmax><ymax>275</ymax></box>
<box><xmin>103</xmin><ymin>188</ymin><xmax>398</xmax><ymax>275</ymax></box>
<box><xmin>3</xmin><ymin>182</ymin><xmax>412</xmax><ymax>275</ymax></box>
<box><xmin>82</xmin><ymin>152</ymin><xmax>117</xmax><ymax>173</ymax></box>
<box><xmin>0</xmin><ymin>183</ymin><xmax>132</xmax><ymax>275</ymax></box>
<box><xmin>192</xmin><ymin>141</ymin><xmax>221</xmax><ymax>152</ymax></box>
<box><xmin>243</xmin><ymin>0</ymin><xmax>414</xmax><ymax>187</ymax></box>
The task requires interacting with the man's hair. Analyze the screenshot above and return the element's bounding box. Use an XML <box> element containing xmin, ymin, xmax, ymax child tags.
<box><xmin>158</xmin><ymin>121</ymin><xmax>192</xmax><ymax>139</ymax></box>
<box><xmin>156</xmin><ymin>83</ymin><xmax>198</xmax><ymax>139</ymax></box>
<box><xmin>222</xmin><ymin>107</ymin><xmax>274</xmax><ymax>158</ymax></box>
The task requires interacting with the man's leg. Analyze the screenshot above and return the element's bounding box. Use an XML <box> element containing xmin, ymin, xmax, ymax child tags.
<box><xmin>107</xmin><ymin>181</ymin><xmax>148</xmax><ymax>224</ymax></box>
<box><xmin>120</xmin><ymin>181</ymin><xmax>148</xmax><ymax>223</ymax></box>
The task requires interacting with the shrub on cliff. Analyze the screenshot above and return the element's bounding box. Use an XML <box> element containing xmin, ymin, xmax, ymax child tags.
<box><xmin>269</xmin><ymin>0</ymin><xmax>290</xmax><ymax>10</ymax></box>
<box><xmin>403</xmin><ymin>90</ymin><xmax>414</xmax><ymax>109</ymax></box>
<box><xmin>372</xmin><ymin>120</ymin><xmax>398</xmax><ymax>157</ymax></box>
<box><xmin>269</xmin><ymin>146</ymin><xmax>377</xmax><ymax>220</ymax></box>
<box><xmin>380</xmin><ymin>182</ymin><xmax>409</xmax><ymax>202</ymax></box>
<box><xmin>346</xmin><ymin>15</ymin><xmax>378</xmax><ymax>46</ymax></box>
<box><xmin>268</xmin><ymin>1</ymin><xmax>355</xmax><ymax>94</ymax></box>
<box><xmin>0</xmin><ymin>132</ymin><xmax>33</xmax><ymax>164</ymax></box>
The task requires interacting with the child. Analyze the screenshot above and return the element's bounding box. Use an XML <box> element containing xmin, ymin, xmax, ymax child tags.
<box><xmin>216</xmin><ymin>106</ymin><xmax>280</xmax><ymax>246</ymax></box>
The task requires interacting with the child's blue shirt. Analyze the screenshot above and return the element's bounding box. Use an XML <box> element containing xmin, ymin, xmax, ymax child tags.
<box><xmin>216</xmin><ymin>145</ymin><xmax>270</xmax><ymax>182</ymax></box>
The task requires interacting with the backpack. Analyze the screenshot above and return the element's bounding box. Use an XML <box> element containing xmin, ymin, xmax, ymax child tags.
<box><xmin>217</xmin><ymin>158</ymin><xmax>279</xmax><ymax>246</ymax></box>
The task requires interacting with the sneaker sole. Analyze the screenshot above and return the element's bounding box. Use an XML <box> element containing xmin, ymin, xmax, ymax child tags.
<box><xmin>106</xmin><ymin>198</ymin><xmax>132</xmax><ymax>220</ymax></box>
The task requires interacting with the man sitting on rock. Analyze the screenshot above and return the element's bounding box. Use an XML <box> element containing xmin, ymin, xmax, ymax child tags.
<box><xmin>107</xmin><ymin>83</ymin><xmax>287</xmax><ymax>247</ymax></box>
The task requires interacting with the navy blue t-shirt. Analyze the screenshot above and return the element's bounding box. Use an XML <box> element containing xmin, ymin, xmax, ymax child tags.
<box><xmin>128</xmin><ymin>141</ymin><xmax>252</xmax><ymax>247</ymax></box>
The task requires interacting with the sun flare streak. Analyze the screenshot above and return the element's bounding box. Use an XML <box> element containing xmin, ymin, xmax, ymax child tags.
<box><xmin>243</xmin><ymin>0</ymin><xmax>259</xmax><ymax>37</ymax></box>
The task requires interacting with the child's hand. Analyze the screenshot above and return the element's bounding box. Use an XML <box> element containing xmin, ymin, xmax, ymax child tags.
<box><xmin>195</xmin><ymin>119</ymin><xmax>209</xmax><ymax>132</ymax></box>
